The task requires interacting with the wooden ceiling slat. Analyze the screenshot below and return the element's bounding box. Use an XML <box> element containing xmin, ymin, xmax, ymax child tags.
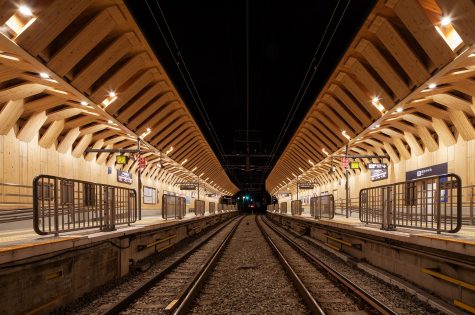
<box><xmin>47</xmin><ymin>7</ymin><xmax>124</xmax><ymax>76</ymax></box>
<box><xmin>71</xmin><ymin>32</ymin><xmax>138</xmax><ymax>91</ymax></box>
<box><xmin>355</xmin><ymin>39</ymin><xmax>410</xmax><ymax>100</ymax></box>
<box><xmin>15</xmin><ymin>0</ymin><xmax>92</xmax><ymax>55</ymax></box>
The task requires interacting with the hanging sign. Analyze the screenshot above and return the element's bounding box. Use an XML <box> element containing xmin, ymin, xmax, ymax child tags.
<box><xmin>341</xmin><ymin>157</ymin><xmax>349</xmax><ymax>169</ymax></box>
<box><xmin>117</xmin><ymin>170</ymin><xmax>133</xmax><ymax>184</ymax></box>
<box><xmin>116</xmin><ymin>155</ymin><xmax>129</xmax><ymax>165</ymax></box>
<box><xmin>350</xmin><ymin>161</ymin><xmax>360</xmax><ymax>169</ymax></box>
<box><xmin>370</xmin><ymin>168</ymin><xmax>388</xmax><ymax>181</ymax></box>
<box><xmin>368</xmin><ymin>163</ymin><xmax>387</xmax><ymax>170</ymax></box>
<box><xmin>180</xmin><ymin>184</ymin><xmax>197</xmax><ymax>190</ymax></box>
<box><xmin>298</xmin><ymin>183</ymin><xmax>314</xmax><ymax>190</ymax></box>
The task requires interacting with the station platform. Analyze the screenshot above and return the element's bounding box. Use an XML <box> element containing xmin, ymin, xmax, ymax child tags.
<box><xmin>267</xmin><ymin>211</ymin><xmax>475</xmax><ymax>312</ymax></box>
<box><xmin>0</xmin><ymin>211</ymin><xmax>232</xmax><ymax>265</ymax></box>
<box><xmin>270</xmin><ymin>212</ymin><xmax>475</xmax><ymax>257</ymax></box>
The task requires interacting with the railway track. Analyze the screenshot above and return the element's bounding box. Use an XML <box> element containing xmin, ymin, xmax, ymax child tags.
<box><xmin>84</xmin><ymin>214</ymin><xmax>443</xmax><ymax>315</ymax></box>
<box><xmin>98</xmin><ymin>216</ymin><xmax>244</xmax><ymax>315</ymax></box>
<box><xmin>256</xmin><ymin>215</ymin><xmax>398</xmax><ymax>315</ymax></box>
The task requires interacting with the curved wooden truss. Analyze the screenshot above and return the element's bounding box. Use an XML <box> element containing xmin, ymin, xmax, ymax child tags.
<box><xmin>267</xmin><ymin>0</ymin><xmax>475</xmax><ymax>194</ymax></box>
<box><xmin>0</xmin><ymin>0</ymin><xmax>237</xmax><ymax>195</ymax></box>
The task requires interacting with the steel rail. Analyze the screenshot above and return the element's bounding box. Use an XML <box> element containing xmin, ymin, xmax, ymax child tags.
<box><xmin>260</xmin><ymin>216</ymin><xmax>398</xmax><ymax>315</ymax></box>
<box><xmin>99</xmin><ymin>215</ymin><xmax>243</xmax><ymax>315</ymax></box>
<box><xmin>172</xmin><ymin>215</ymin><xmax>243</xmax><ymax>314</ymax></box>
<box><xmin>256</xmin><ymin>215</ymin><xmax>325</xmax><ymax>315</ymax></box>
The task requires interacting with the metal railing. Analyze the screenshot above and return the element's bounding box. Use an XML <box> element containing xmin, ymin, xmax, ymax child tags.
<box><xmin>209</xmin><ymin>202</ymin><xmax>216</xmax><ymax>214</ymax></box>
<box><xmin>0</xmin><ymin>182</ymin><xmax>33</xmax><ymax>223</ymax></box>
<box><xmin>162</xmin><ymin>194</ymin><xmax>186</xmax><ymax>220</ymax></box>
<box><xmin>280</xmin><ymin>202</ymin><xmax>287</xmax><ymax>214</ymax></box>
<box><xmin>291</xmin><ymin>200</ymin><xmax>302</xmax><ymax>215</ymax></box>
<box><xmin>195</xmin><ymin>200</ymin><xmax>205</xmax><ymax>216</ymax></box>
<box><xmin>461</xmin><ymin>185</ymin><xmax>475</xmax><ymax>225</ymax></box>
<box><xmin>33</xmin><ymin>175</ymin><xmax>137</xmax><ymax>235</ymax></box>
<box><xmin>360</xmin><ymin>174</ymin><xmax>462</xmax><ymax>233</ymax></box>
<box><xmin>310</xmin><ymin>195</ymin><xmax>335</xmax><ymax>219</ymax></box>
<box><xmin>335</xmin><ymin>197</ymin><xmax>360</xmax><ymax>216</ymax></box>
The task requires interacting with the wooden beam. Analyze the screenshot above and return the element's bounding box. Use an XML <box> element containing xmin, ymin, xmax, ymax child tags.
<box><xmin>386</xmin><ymin>0</ymin><xmax>455</xmax><ymax>70</ymax></box>
<box><xmin>85</xmin><ymin>139</ymin><xmax>104</xmax><ymax>161</ymax></box>
<box><xmin>89</xmin><ymin>52</ymin><xmax>150</xmax><ymax>102</ymax></box>
<box><xmin>416</xmin><ymin>126</ymin><xmax>438</xmax><ymax>152</ymax></box>
<box><xmin>403</xmin><ymin>131</ymin><xmax>424</xmax><ymax>156</ymax></box>
<box><xmin>71</xmin><ymin>32</ymin><xmax>139</xmax><ymax>91</ymax></box>
<box><xmin>436</xmin><ymin>0</ymin><xmax>475</xmax><ymax>45</ymax></box>
<box><xmin>15</xmin><ymin>0</ymin><xmax>93</xmax><ymax>55</ymax></box>
<box><xmin>39</xmin><ymin>120</ymin><xmax>64</xmax><ymax>148</ymax></box>
<box><xmin>23</xmin><ymin>95</ymin><xmax>66</xmax><ymax>115</ymax></box>
<box><xmin>57</xmin><ymin>127</ymin><xmax>80</xmax><ymax>153</ymax></box>
<box><xmin>432</xmin><ymin>117</ymin><xmax>456</xmax><ymax>146</ymax></box>
<box><xmin>355</xmin><ymin>39</ymin><xmax>410</xmax><ymax>100</ymax></box>
<box><xmin>17</xmin><ymin>111</ymin><xmax>47</xmax><ymax>142</ymax></box>
<box><xmin>345</xmin><ymin>57</ymin><xmax>393</xmax><ymax>109</ymax></box>
<box><xmin>0</xmin><ymin>83</ymin><xmax>46</xmax><ymax>103</ymax></box>
<box><xmin>448</xmin><ymin>110</ymin><xmax>475</xmax><ymax>140</ymax></box>
<box><xmin>0</xmin><ymin>99</ymin><xmax>24</xmax><ymax>135</ymax></box>
<box><xmin>369</xmin><ymin>16</ymin><xmax>429</xmax><ymax>86</ymax></box>
<box><xmin>72</xmin><ymin>134</ymin><xmax>93</xmax><ymax>158</ymax></box>
<box><xmin>432</xmin><ymin>94</ymin><xmax>475</xmax><ymax>115</ymax></box>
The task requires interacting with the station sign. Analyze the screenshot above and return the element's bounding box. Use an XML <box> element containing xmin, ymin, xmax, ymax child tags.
<box><xmin>350</xmin><ymin>161</ymin><xmax>360</xmax><ymax>169</ymax></box>
<box><xmin>370</xmin><ymin>168</ymin><xmax>388</xmax><ymax>181</ymax></box>
<box><xmin>367</xmin><ymin>163</ymin><xmax>387</xmax><ymax>170</ymax></box>
<box><xmin>117</xmin><ymin>170</ymin><xmax>133</xmax><ymax>184</ymax></box>
<box><xmin>116</xmin><ymin>155</ymin><xmax>129</xmax><ymax>165</ymax></box>
<box><xmin>406</xmin><ymin>163</ymin><xmax>448</xmax><ymax>181</ymax></box>
<box><xmin>180</xmin><ymin>184</ymin><xmax>197</xmax><ymax>190</ymax></box>
<box><xmin>298</xmin><ymin>183</ymin><xmax>314</xmax><ymax>190</ymax></box>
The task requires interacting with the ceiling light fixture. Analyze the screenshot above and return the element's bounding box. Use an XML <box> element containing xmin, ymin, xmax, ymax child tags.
<box><xmin>18</xmin><ymin>5</ymin><xmax>33</xmax><ymax>16</ymax></box>
<box><xmin>428</xmin><ymin>83</ymin><xmax>437</xmax><ymax>89</ymax></box>
<box><xmin>440</xmin><ymin>16</ymin><xmax>452</xmax><ymax>26</ymax></box>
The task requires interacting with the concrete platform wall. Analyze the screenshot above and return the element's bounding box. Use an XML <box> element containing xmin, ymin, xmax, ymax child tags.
<box><xmin>0</xmin><ymin>212</ymin><xmax>237</xmax><ymax>314</ymax></box>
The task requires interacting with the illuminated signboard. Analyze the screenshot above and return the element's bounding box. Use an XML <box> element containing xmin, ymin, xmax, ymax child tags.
<box><xmin>117</xmin><ymin>170</ymin><xmax>133</xmax><ymax>184</ymax></box>
<box><xmin>298</xmin><ymin>183</ymin><xmax>314</xmax><ymax>190</ymax></box>
<box><xmin>367</xmin><ymin>163</ymin><xmax>387</xmax><ymax>170</ymax></box>
<box><xmin>350</xmin><ymin>161</ymin><xmax>360</xmax><ymax>169</ymax></box>
<box><xmin>116</xmin><ymin>155</ymin><xmax>128</xmax><ymax>164</ymax></box>
<box><xmin>180</xmin><ymin>184</ymin><xmax>196</xmax><ymax>190</ymax></box>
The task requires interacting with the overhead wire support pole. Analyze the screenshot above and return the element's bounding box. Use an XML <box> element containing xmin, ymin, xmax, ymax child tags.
<box><xmin>137</xmin><ymin>138</ymin><xmax>142</xmax><ymax>220</ymax></box>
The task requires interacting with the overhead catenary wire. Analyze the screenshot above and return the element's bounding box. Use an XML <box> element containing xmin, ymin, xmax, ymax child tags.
<box><xmin>145</xmin><ymin>0</ymin><xmax>239</xmax><ymax>187</ymax></box>
<box><xmin>263</xmin><ymin>0</ymin><xmax>352</xmax><ymax>183</ymax></box>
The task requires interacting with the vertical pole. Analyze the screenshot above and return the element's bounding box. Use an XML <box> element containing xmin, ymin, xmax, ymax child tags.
<box><xmin>296</xmin><ymin>175</ymin><xmax>299</xmax><ymax>201</ymax></box>
<box><xmin>137</xmin><ymin>138</ymin><xmax>142</xmax><ymax>221</ymax></box>
<box><xmin>345</xmin><ymin>144</ymin><xmax>349</xmax><ymax>219</ymax></box>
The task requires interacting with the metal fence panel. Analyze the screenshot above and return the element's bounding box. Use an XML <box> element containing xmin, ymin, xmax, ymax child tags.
<box><xmin>310</xmin><ymin>195</ymin><xmax>335</xmax><ymax>219</ymax></box>
<box><xmin>162</xmin><ymin>194</ymin><xmax>186</xmax><ymax>220</ymax></box>
<box><xmin>291</xmin><ymin>200</ymin><xmax>302</xmax><ymax>215</ymax></box>
<box><xmin>280</xmin><ymin>202</ymin><xmax>287</xmax><ymax>214</ymax></box>
<box><xmin>195</xmin><ymin>200</ymin><xmax>205</xmax><ymax>216</ymax></box>
<box><xmin>209</xmin><ymin>202</ymin><xmax>216</xmax><ymax>214</ymax></box>
<box><xmin>33</xmin><ymin>175</ymin><xmax>137</xmax><ymax>235</ymax></box>
<box><xmin>359</xmin><ymin>174</ymin><xmax>462</xmax><ymax>233</ymax></box>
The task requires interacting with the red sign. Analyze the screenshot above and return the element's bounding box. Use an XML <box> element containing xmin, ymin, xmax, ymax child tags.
<box><xmin>341</xmin><ymin>157</ymin><xmax>349</xmax><ymax>169</ymax></box>
<box><xmin>137</xmin><ymin>156</ymin><xmax>147</xmax><ymax>169</ymax></box>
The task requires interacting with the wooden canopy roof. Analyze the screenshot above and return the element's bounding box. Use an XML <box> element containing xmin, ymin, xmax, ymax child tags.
<box><xmin>0</xmin><ymin>0</ymin><xmax>238</xmax><ymax>194</ymax></box>
<box><xmin>267</xmin><ymin>0</ymin><xmax>475</xmax><ymax>194</ymax></box>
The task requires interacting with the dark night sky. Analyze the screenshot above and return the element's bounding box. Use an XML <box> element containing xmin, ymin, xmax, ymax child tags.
<box><xmin>125</xmin><ymin>0</ymin><xmax>376</xmax><ymax>191</ymax></box>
